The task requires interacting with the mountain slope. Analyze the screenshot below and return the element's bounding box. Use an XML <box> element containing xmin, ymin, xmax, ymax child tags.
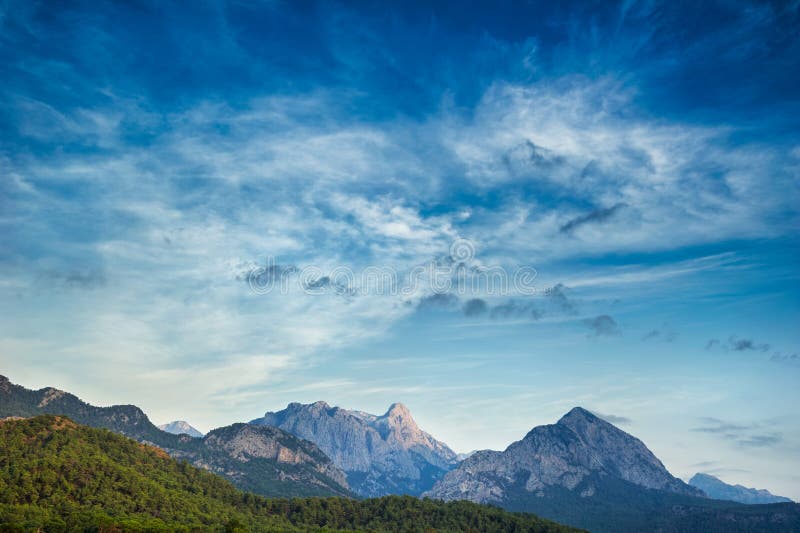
<box><xmin>0</xmin><ymin>375</ymin><xmax>348</xmax><ymax>498</ymax></box>
<box><xmin>0</xmin><ymin>414</ymin><xmax>297</xmax><ymax>530</ymax></box>
<box><xmin>159</xmin><ymin>420</ymin><xmax>203</xmax><ymax>437</ymax></box>
<box><xmin>0</xmin><ymin>415</ymin><xmax>580</xmax><ymax>532</ymax></box>
<box><xmin>425</xmin><ymin>407</ymin><xmax>800</xmax><ymax>532</ymax></box>
<box><xmin>251</xmin><ymin>401</ymin><xmax>459</xmax><ymax>497</ymax></box>
<box><xmin>0</xmin><ymin>374</ymin><xmax>181</xmax><ymax>448</ymax></box>
<box><xmin>689</xmin><ymin>473</ymin><xmax>793</xmax><ymax>504</ymax></box>
<box><xmin>193</xmin><ymin>423</ymin><xmax>350</xmax><ymax>497</ymax></box>
<box><xmin>428</xmin><ymin>407</ymin><xmax>699</xmax><ymax>503</ymax></box>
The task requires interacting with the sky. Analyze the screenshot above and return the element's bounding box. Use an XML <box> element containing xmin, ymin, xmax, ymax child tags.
<box><xmin>1</xmin><ymin>0</ymin><xmax>799</xmax><ymax>499</ymax></box>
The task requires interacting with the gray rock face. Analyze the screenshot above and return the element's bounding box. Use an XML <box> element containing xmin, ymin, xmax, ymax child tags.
<box><xmin>689</xmin><ymin>473</ymin><xmax>793</xmax><ymax>504</ymax></box>
<box><xmin>158</xmin><ymin>420</ymin><xmax>204</xmax><ymax>438</ymax></box>
<box><xmin>425</xmin><ymin>407</ymin><xmax>701</xmax><ymax>503</ymax></box>
<box><xmin>251</xmin><ymin>401</ymin><xmax>458</xmax><ymax>496</ymax></box>
<box><xmin>185</xmin><ymin>423</ymin><xmax>350</xmax><ymax>494</ymax></box>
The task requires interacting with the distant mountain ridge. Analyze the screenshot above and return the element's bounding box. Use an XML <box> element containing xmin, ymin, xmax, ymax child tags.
<box><xmin>0</xmin><ymin>375</ymin><xmax>349</xmax><ymax>497</ymax></box>
<box><xmin>251</xmin><ymin>400</ymin><xmax>458</xmax><ymax>497</ymax></box>
<box><xmin>425</xmin><ymin>407</ymin><xmax>800</xmax><ymax>532</ymax></box>
<box><xmin>689</xmin><ymin>473</ymin><xmax>793</xmax><ymax>504</ymax></box>
<box><xmin>159</xmin><ymin>420</ymin><xmax>203</xmax><ymax>438</ymax></box>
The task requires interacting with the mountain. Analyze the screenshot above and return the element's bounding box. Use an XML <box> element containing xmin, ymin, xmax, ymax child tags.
<box><xmin>0</xmin><ymin>374</ymin><xmax>181</xmax><ymax>447</ymax></box>
<box><xmin>159</xmin><ymin>419</ymin><xmax>204</xmax><ymax>437</ymax></box>
<box><xmin>689</xmin><ymin>473</ymin><xmax>793</xmax><ymax>504</ymax></box>
<box><xmin>190</xmin><ymin>423</ymin><xmax>350</xmax><ymax>497</ymax></box>
<box><xmin>457</xmin><ymin>450</ymin><xmax>481</xmax><ymax>461</ymax></box>
<box><xmin>0</xmin><ymin>374</ymin><xmax>348</xmax><ymax>497</ymax></box>
<box><xmin>428</xmin><ymin>407</ymin><xmax>700</xmax><ymax>502</ymax></box>
<box><xmin>425</xmin><ymin>407</ymin><xmax>800</xmax><ymax>532</ymax></box>
<box><xmin>251</xmin><ymin>401</ymin><xmax>459</xmax><ymax>496</ymax></box>
<box><xmin>0</xmin><ymin>415</ymin><xmax>580</xmax><ymax>532</ymax></box>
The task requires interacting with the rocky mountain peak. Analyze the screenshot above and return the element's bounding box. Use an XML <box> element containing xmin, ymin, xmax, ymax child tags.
<box><xmin>159</xmin><ymin>420</ymin><xmax>204</xmax><ymax>438</ymax></box>
<box><xmin>386</xmin><ymin>402</ymin><xmax>410</xmax><ymax>415</ymax></box>
<box><xmin>554</xmin><ymin>407</ymin><xmax>621</xmax><ymax>440</ymax></box>
<box><xmin>310</xmin><ymin>400</ymin><xmax>330</xmax><ymax>409</ymax></box>
<box><xmin>557</xmin><ymin>406</ymin><xmax>600</xmax><ymax>425</ymax></box>
<box><xmin>380</xmin><ymin>402</ymin><xmax>418</xmax><ymax>429</ymax></box>
<box><xmin>250</xmin><ymin>400</ymin><xmax>458</xmax><ymax>497</ymax></box>
<box><xmin>427</xmin><ymin>406</ymin><xmax>701</xmax><ymax>506</ymax></box>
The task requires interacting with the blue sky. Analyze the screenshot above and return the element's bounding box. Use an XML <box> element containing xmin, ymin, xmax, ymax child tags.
<box><xmin>1</xmin><ymin>0</ymin><xmax>799</xmax><ymax>498</ymax></box>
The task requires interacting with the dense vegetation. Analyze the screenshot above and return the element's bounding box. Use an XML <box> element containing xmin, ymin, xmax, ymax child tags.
<box><xmin>0</xmin><ymin>416</ymin><xmax>580</xmax><ymax>532</ymax></box>
<box><xmin>0</xmin><ymin>376</ymin><xmax>350</xmax><ymax>498</ymax></box>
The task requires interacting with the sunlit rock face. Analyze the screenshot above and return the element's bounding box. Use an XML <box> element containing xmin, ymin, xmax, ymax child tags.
<box><xmin>251</xmin><ymin>401</ymin><xmax>458</xmax><ymax>497</ymax></box>
<box><xmin>426</xmin><ymin>407</ymin><xmax>702</xmax><ymax>504</ymax></box>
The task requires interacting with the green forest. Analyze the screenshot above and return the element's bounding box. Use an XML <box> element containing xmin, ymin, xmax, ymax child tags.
<box><xmin>0</xmin><ymin>416</ymin><xmax>580</xmax><ymax>532</ymax></box>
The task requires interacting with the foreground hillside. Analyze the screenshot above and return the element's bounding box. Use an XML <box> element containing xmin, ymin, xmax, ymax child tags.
<box><xmin>0</xmin><ymin>375</ymin><xmax>350</xmax><ymax>498</ymax></box>
<box><xmin>0</xmin><ymin>416</ymin><xmax>580</xmax><ymax>532</ymax></box>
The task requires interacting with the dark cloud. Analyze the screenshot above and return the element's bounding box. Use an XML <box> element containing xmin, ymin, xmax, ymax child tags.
<box><xmin>545</xmin><ymin>283</ymin><xmax>577</xmax><ymax>314</ymax></box>
<box><xmin>592</xmin><ymin>411</ymin><xmax>632</xmax><ymax>425</ymax></box>
<box><xmin>690</xmin><ymin>461</ymin><xmax>718</xmax><ymax>468</ymax></box>
<box><xmin>771</xmin><ymin>352</ymin><xmax>800</xmax><ymax>362</ymax></box>
<box><xmin>303</xmin><ymin>275</ymin><xmax>354</xmax><ymax>296</ymax></box>
<box><xmin>692</xmin><ymin>417</ymin><xmax>750</xmax><ymax>434</ymax></box>
<box><xmin>737</xmin><ymin>434</ymin><xmax>782</xmax><ymax>448</ymax></box>
<box><xmin>42</xmin><ymin>269</ymin><xmax>107</xmax><ymax>290</ymax></box>
<box><xmin>584</xmin><ymin>315</ymin><xmax>620</xmax><ymax>336</ymax></box>
<box><xmin>642</xmin><ymin>327</ymin><xmax>678</xmax><ymax>342</ymax></box>
<box><xmin>305</xmin><ymin>276</ymin><xmax>332</xmax><ymax>290</ymax></box>
<box><xmin>62</xmin><ymin>270</ymin><xmax>106</xmax><ymax>289</ymax></box>
<box><xmin>463</xmin><ymin>298</ymin><xmax>488</xmax><ymax>317</ymax></box>
<box><xmin>729</xmin><ymin>336</ymin><xmax>770</xmax><ymax>352</ymax></box>
<box><xmin>642</xmin><ymin>329</ymin><xmax>660</xmax><ymax>341</ymax></box>
<box><xmin>420</xmin><ymin>295</ymin><xmax>543</xmax><ymax>321</ymax></box>
<box><xmin>489</xmin><ymin>300</ymin><xmax>543</xmax><ymax>320</ymax></box>
<box><xmin>689</xmin><ymin>461</ymin><xmax>751</xmax><ymax>475</ymax></box>
<box><xmin>417</xmin><ymin>292</ymin><xmax>459</xmax><ymax>310</ymax></box>
<box><xmin>691</xmin><ymin>417</ymin><xmax>783</xmax><ymax>449</ymax></box>
<box><xmin>705</xmin><ymin>336</ymin><xmax>771</xmax><ymax>352</ymax></box>
<box><xmin>560</xmin><ymin>203</ymin><xmax>628</xmax><ymax>234</ymax></box>
<box><xmin>238</xmin><ymin>263</ymin><xmax>297</xmax><ymax>283</ymax></box>
<box><xmin>503</xmin><ymin>140</ymin><xmax>566</xmax><ymax>176</ymax></box>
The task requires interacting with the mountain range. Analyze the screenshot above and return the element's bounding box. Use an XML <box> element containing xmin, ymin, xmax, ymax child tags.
<box><xmin>251</xmin><ymin>400</ymin><xmax>458</xmax><ymax>496</ymax></box>
<box><xmin>2</xmin><ymin>374</ymin><xmax>798</xmax><ymax>532</ymax></box>
<box><xmin>689</xmin><ymin>473</ymin><xmax>793</xmax><ymax>504</ymax></box>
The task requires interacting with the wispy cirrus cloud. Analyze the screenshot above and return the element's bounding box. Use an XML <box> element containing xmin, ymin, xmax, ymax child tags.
<box><xmin>560</xmin><ymin>203</ymin><xmax>628</xmax><ymax>234</ymax></box>
<box><xmin>692</xmin><ymin>417</ymin><xmax>783</xmax><ymax>449</ymax></box>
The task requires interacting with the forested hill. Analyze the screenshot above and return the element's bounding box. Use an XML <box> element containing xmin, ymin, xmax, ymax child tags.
<box><xmin>0</xmin><ymin>374</ymin><xmax>351</xmax><ymax>498</ymax></box>
<box><xmin>0</xmin><ymin>415</ymin><xmax>581</xmax><ymax>532</ymax></box>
